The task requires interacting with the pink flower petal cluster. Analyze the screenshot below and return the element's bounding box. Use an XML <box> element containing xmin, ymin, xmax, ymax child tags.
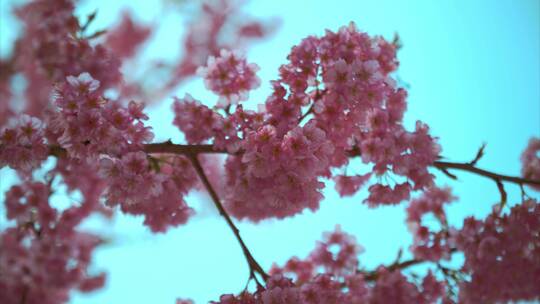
<box><xmin>313</xmin><ymin>24</ymin><xmax>439</xmax><ymax>204</ymax></box>
<box><xmin>198</xmin><ymin>49</ymin><xmax>261</xmax><ymax>106</ymax></box>
<box><xmin>105</xmin><ymin>11</ymin><xmax>152</xmax><ymax>59</ymax></box>
<box><xmin>264</xmin><ymin>22</ymin><xmax>439</xmax><ymax>205</ymax></box>
<box><xmin>173</xmin><ymin>94</ymin><xmax>256</xmax><ymax>152</ymax></box>
<box><xmin>521</xmin><ymin>137</ymin><xmax>540</xmax><ymax>190</ymax></box>
<box><xmin>334</xmin><ymin>173</ymin><xmax>372</xmax><ymax>197</ymax></box>
<box><xmin>15</xmin><ymin>0</ymin><xmax>121</xmax><ymax>87</ymax></box>
<box><xmin>99</xmin><ymin>152</ymin><xmax>197</xmax><ymax>232</ymax></box>
<box><xmin>224</xmin><ymin>121</ymin><xmax>334</xmax><ymax>221</ymax></box>
<box><xmin>369</xmin><ymin>269</ymin><xmax>445</xmax><ymax>304</ymax></box>
<box><xmin>172</xmin><ymin>94</ymin><xmax>226</xmax><ymax>144</ymax></box>
<box><xmin>406</xmin><ymin>187</ymin><xmax>456</xmax><ymax>261</ymax></box>
<box><xmin>0</xmin><ymin>115</ymin><xmax>48</xmax><ymax>172</ymax></box>
<box><xmin>48</xmin><ymin>73</ymin><xmax>153</xmax><ymax>159</ymax></box>
<box><xmin>1</xmin><ymin>181</ymin><xmax>104</xmax><ymax>304</ymax></box>
<box><xmin>167</xmin><ymin>0</ymin><xmax>273</xmax><ymax>91</ymax></box>
<box><xmin>454</xmin><ymin>200</ymin><xmax>540</xmax><ymax>303</ymax></box>
<box><xmin>13</xmin><ymin>0</ymin><xmax>121</xmax><ymax>117</ymax></box>
<box><xmin>309</xmin><ymin>226</ymin><xmax>363</xmax><ymax>277</ymax></box>
<box><xmin>274</xmin><ymin>23</ymin><xmax>439</xmax><ymax>206</ymax></box>
<box><xmin>270</xmin><ymin>227</ymin><xmax>362</xmax><ymax>281</ymax></box>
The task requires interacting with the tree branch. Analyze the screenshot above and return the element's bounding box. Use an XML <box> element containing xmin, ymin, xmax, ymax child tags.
<box><xmin>144</xmin><ymin>142</ymin><xmax>218</xmax><ymax>155</ymax></box>
<box><xmin>433</xmin><ymin>161</ymin><xmax>540</xmax><ymax>187</ymax></box>
<box><xmin>48</xmin><ymin>143</ymin><xmax>540</xmax><ymax>188</ymax></box>
<box><xmin>187</xmin><ymin>153</ymin><xmax>269</xmax><ymax>283</ymax></box>
<box><xmin>361</xmin><ymin>248</ymin><xmax>458</xmax><ymax>281</ymax></box>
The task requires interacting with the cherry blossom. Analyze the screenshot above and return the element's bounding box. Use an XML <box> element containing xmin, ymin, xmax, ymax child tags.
<box><xmin>1</xmin><ymin>181</ymin><xmax>104</xmax><ymax>304</ymax></box>
<box><xmin>198</xmin><ymin>49</ymin><xmax>261</xmax><ymax>106</ymax></box>
<box><xmin>224</xmin><ymin>121</ymin><xmax>334</xmax><ymax>221</ymax></box>
<box><xmin>105</xmin><ymin>11</ymin><xmax>152</xmax><ymax>60</ymax></box>
<box><xmin>407</xmin><ymin>187</ymin><xmax>455</xmax><ymax>261</ymax></box>
<box><xmin>454</xmin><ymin>200</ymin><xmax>540</xmax><ymax>303</ymax></box>
<box><xmin>0</xmin><ymin>115</ymin><xmax>49</xmax><ymax>172</ymax></box>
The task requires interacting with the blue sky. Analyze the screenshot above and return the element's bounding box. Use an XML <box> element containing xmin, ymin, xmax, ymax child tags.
<box><xmin>1</xmin><ymin>0</ymin><xmax>539</xmax><ymax>303</ymax></box>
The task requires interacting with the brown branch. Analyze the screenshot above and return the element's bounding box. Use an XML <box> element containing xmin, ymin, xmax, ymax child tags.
<box><xmin>187</xmin><ymin>153</ymin><xmax>269</xmax><ymax>283</ymax></box>
<box><xmin>495</xmin><ymin>179</ymin><xmax>507</xmax><ymax>211</ymax></box>
<box><xmin>433</xmin><ymin>161</ymin><xmax>540</xmax><ymax>187</ymax></box>
<box><xmin>48</xmin><ymin>143</ymin><xmax>540</xmax><ymax>188</ymax></box>
<box><xmin>362</xmin><ymin>257</ymin><xmax>424</xmax><ymax>281</ymax></box>
<box><xmin>361</xmin><ymin>248</ymin><xmax>458</xmax><ymax>281</ymax></box>
<box><xmin>468</xmin><ymin>143</ymin><xmax>486</xmax><ymax>166</ymax></box>
<box><xmin>348</xmin><ymin>146</ymin><xmax>540</xmax><ymax>187</ymax></box>
<box><xmin>144</xmin><ymin>141</ymin><xmax>218</xmax><ymax>155</ymax></box>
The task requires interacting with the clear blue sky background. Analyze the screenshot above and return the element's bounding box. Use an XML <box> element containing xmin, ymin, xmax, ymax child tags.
<box><xmin>1</xmin><ymin>0</ymin><xmax>539</xmax><ymax>303</ymax></box>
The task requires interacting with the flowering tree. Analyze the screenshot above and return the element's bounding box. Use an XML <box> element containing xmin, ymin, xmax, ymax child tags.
<box><xmin>1</xmin><ymin>0</ymin><xmax>539</xmax><ymax>303</ymax></box>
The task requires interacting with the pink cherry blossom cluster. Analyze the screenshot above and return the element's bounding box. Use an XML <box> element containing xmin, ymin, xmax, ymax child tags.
<box><xmin>334</xmin><ymin>173</ymin><xmax>372</xmax><ymax>197</ymax></box>
<box><xmin>206</xmin><ymin>227</ymin><xmax>446</xmax><ymax>303</ymax></box>
<box><xmin>269</xmin><ymin>23</ymin><xmax>438</xmax><ymax>206</ymax></box>
<box><xmin>311</xmin><ymin>24</ymin><xmax>439</xmax><ymax>205</ymax></box>
<box><xmin>306</xmin><ymin>225</ymin><xmax>363</xmax><ymax>277</ymax></box>
<box><xmin>1</xmin><ymin>181</ymin><xmax>104</xmax><ymax>304</ymax></box>
<box><xmin>172</xmin><ymin>94</ymin><xmax>226</xmax><ymax>144</ymax></box>
<box><xmin>270</xmin><ymin>226</ymin><xmax>360</xmax><ymax>282</ymax></box>
<box><xmin>173</xmin><ymin>94</ymin><xmax>258</xmax><ymax>152</ymax></box>
<box><xmin>165</xmin><ymin>0</ymin><xmax>273</xmax><ymax>92</ymax></box>
<box><xmin>0</xmin><ymin>115</ymin><xmax>49</xmax><ymax>172</ymax></box>
<box><xmin>454</xmin><ymin>199</ymin><xmax>540</xmax><ymax>303</ymax></box>
<box><xmin>9</xmin><ymin>0</ymin><xmax>121</xmax><ymax>118</ymax></box>
<box><xmin>172</xmin><ymin>22</ymin><xmax>440</xmax><ymax>222</ymax></box>
<box><xmin>368</xmin><ymin>269</ymin><xmax>447</xmax><ymax>304</ymax></box>
<box><xmin>47</xmin><ymin>73</ymin><xmax>153</xmax><ymax>160</ymax></box>
<box><xmin>105</xmin><ymin>11</ymin><xmax>152</xmax><ymax>60</ymax></box>
<box><xmin>46</xmin><ymin>72</ymin><xmax>197</xmax><ymax>232</ymax></box>
<box><xmin>99</xmin><ymin>152</ymin><xmax>197</xmax><ymax>232</ymax></box>
<box><xmin>224</xmin><ymin>121</ymin><xmax>334</xmax><ymax>221</ymax></box>
<box><xmin>198</xmin><ymin>49</ymin><xmax>261</xmax><ymax>106</ymax></box>
<box><xmin>406</xmin><ymin>187</ymin><xmax>456</xmax><ymax>261</ymax></box>
<box><xmin>521</xmin><ymin>137</ymin><xmax>540</xmax><ymax>190</ymax></box>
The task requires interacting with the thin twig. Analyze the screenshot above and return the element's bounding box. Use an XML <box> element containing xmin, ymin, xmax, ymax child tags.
<box><xmin>468</xmin><ymin>143</ymin><xmax>486</xmax><ymax>166</ymax></box>
<box><xmin>495</xmin><ymin>178</ymin><xmax>507</xmax><ymax>211</ymax></box>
